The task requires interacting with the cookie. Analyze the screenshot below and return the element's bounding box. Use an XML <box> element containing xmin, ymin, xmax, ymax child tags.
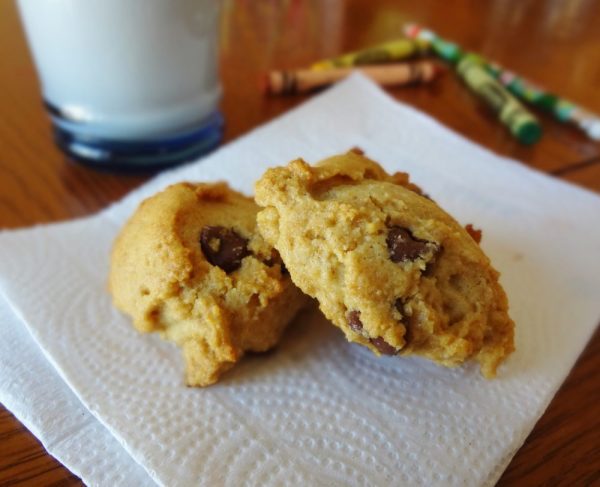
<box><xmin>109</xmin><ymin>182</ymin><xmax>308</xmax><ymax>386</ymax></box>
<box><xmin>255</xmin><ymin>151</ymin><xmax>514</xmax><ymax>377</ymax></box>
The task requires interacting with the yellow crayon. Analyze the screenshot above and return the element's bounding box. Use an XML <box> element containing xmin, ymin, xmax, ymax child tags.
<box><xmin>311</xmin><ymin>38</ymin><xmax>429</xmax><ymax>71</ymax></box>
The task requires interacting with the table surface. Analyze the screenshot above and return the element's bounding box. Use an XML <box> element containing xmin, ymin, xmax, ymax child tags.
<box><xmin>1</xmin><ymin>0</ymin><xmax>599</xmax><ymax>485</ymax></box>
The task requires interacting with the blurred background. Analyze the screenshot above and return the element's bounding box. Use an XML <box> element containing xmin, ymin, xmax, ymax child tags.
<box><xmin>2</xmin><ymin>1</ymin><xmax>600</xmax><ymax>191</ymax></box>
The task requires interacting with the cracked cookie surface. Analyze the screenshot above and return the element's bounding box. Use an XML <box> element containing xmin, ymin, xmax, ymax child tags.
<box><xmin>109</xmin><ymin>182</ymin><xmax>307</xmax><ymax>386</ymax></box>
<box><xmin>255</xmin><ymin>151</ymin><xmax>514</xmax><ymax>377</ymax></box>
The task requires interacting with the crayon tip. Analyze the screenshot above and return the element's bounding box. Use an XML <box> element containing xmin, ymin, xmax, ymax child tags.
<box><xmin>585</xmin><ymin>121</ymin><xmax>600</xmax><ymax>140</ymax></box>
<box><xmin>516</xmin><ymin>121</ymin><xmax>542</xmax><ymax>145</ymax></box>
<box><xmin>404</xmin><ymin>23</ymin><xmax>420</xmax><ymax>38</ymax></box>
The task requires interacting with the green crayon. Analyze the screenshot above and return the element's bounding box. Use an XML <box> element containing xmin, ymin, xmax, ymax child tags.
<box><xmin>457</xmin><ymin>55</ymin><xmax>542</xmax><ymax>145</ymax></box>
<box><xmin>311</xmin><ymin>38</ymin><xmax>429</xmax><ymax>71</ymax></box>
<box><xmin>404</xmin><ymin>23</ymin><xmax>463</xmax><ymax>64</ymax></box>
<box><xmin>486</xmin><ymin>64</ymin><xmax>558</xmax><ymax>113</ymax></box>
<box><xmin>405</xmin><ymin>22</ymin><xmax>600</xmax><ymax>141</ymax></box>
<box><xmin>486</xmin><ymin>63</ymin><xmax>600</xmax><ymax>139</ymax></box>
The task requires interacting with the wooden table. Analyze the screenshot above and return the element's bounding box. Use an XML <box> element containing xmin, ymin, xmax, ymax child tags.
<box><xmin>1</xmin><ymin>1</ymin><xmax>599</xmax><ymax>485</ymax></box>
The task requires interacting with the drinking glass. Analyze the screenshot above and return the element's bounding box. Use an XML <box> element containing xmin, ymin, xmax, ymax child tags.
<box><xmin>17</xmin><ymin>0</ymin><xmax>223</xmax><ymax>169</ymax></box>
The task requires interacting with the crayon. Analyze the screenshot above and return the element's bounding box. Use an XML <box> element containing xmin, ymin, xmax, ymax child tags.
<box><xmin>563</xmin><ymin>106</ymin><xmax>600</xmax><ymax>140</ymax></box>
<box><xmin>311</xmin><ymin>38</ymin><xmax>429</xmax><ymax>71</ymax></box>
<box><xmin>404</xmin><ymin>23</ymin><xmax>463</xmax><ymax>64</ymax></box>
<box><xmin>263</xmin><ymin>61</ymin><xmax>441</xmax><ymax>96</ymax></box>
<box><xmin>486</xmin><ymin>64</ymin><xmax>556</xmax><ymax>111</ymax></box>
<box><xmin>406</xmin><ymin>23</ymin><xmax>600</xmax><ymax>140</ymax></box>
<box><xmin>457</xmin><ymin>55</ymin><xmax>542</xmax><ymax>145</ymax></box>
<box><xmin>486</xmin><ymin>63</ymin><xmax>600</xmax><ymax>140</ymax></box>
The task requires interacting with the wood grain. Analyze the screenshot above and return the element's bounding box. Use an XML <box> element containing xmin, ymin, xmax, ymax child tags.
<box><xmin>553</xmin><ymin>158</ymin><xmax>600</xmax><ymax>192</ymax></box>
<box><xmin>0</xmin><ymin>0</ymin><xmax>599</xmax><ymax>485</ymax></box>
<box><xmin>497</xmin><ymin>326</ymin><xmax>600</xmax><ymax>486</ymax></box>
<box><xmin>0</xmin><ymin>408</ymin><xmax>80</xmax><ymax>487</ymax></box>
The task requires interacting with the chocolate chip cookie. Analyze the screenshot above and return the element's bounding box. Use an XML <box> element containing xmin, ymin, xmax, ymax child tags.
<box><xmin>109</xmin><ymin>182</ymin><xmax>307</xmax><ymax>386</ymax></box>
<box><xmin>255</xmin><ymin>151</ymin><xmax>514</xmax><ymax>377</ymax></box>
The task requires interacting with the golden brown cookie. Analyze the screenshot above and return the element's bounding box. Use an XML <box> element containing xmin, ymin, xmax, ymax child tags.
<box><xmin>255</xmin><ymin>151</ymin><xmax>514</xmax><ymax>378</ymax></box>
<box><xmin>109</xmin><ymin>182</ymin><xmax>308</xmax><ymax>386</ymax></box>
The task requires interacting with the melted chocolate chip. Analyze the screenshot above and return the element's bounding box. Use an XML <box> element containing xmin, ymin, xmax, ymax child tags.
<box><xmin>394</xmin><ymin>298</ymin><xmax>409</xmax><ymax>324</ymax></box>
<box><xmin>370</xmin><ymin>337</ymin><xmax>397</xmax><ymax>355</ymax></box>
<box><xmin>200</xmin><ymin>226</ymin><xmax>250</xmax><ymax>273</ymax></box>
<box><xmin>347</xmin><ymin>310</ymin><xmax>363</xmax><ymax>333</ymax></box>
<box><xmin>395</xmin><ymin>298</ymin><xmax>412</xmax><ymax>344</ymax></box>
<box><xmin>386</xmin><ymin>226</ymin><xmax>436</xmax><ymax>263</ymax></box>
<box><xmin>264</xmin><ymin>251</ymin><xmax>290</xmax><ymax>276</ymax></box>
<box><xmin>422</xmin><ymin>262</ymin><xmax>436</xmax><ymax>277</ymax></box>
<box><xmin>465</xmin><ymin>224</ymin><xmax>482</xmax><ymax>244</ymax></box>
<box><xmin>263</xmin><ymin>251</ymin><xmax>280</xmax><ymax>267</ymax></box>
<box><xmin>348</xmin><ymin>310</ymin><xmax>398</xmax><ymax>354</ymax></box>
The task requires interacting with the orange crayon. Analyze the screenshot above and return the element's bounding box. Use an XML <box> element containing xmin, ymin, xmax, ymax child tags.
<box><xmin>263</xmin><ymin>61</ymin><xmax>442</xmax><ymax>96</ymax></box>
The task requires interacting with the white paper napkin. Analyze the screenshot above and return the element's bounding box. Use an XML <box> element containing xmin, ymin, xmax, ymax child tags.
<box><xmin>1</xmin><ymin>75</ymin><xmax>599</xmax><ymax>487</ymax></box>
<box><xmin>0</xmin><ymin>296</ymin><xmax>154</xmax><ymax>486</ymax></box>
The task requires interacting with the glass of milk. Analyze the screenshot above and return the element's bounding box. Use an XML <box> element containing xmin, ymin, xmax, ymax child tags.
<box><xmin>17</xmin><ymin>0</ymin><xmax>223</xmax><ymax>169</ymax></box>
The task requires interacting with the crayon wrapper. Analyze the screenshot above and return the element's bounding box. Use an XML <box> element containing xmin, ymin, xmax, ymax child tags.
<box><xmin>311</xmin><ymin>39</ymin><xmax>427</xmax><ymax>70</ymax></box>
<box><xmin>431</xmin><ymin>40</ymin><xmax>463</xmax><ymax>63</ymax></box>
<box><xmin>488</xmin><ymin>66</ymin><xmax>557</xmax><ymax>113</ymax></box>
<box><xmin>459</xmin><ymin>60</ymin><xmax>507</xmax><ymax>113</ymax></box>
<box><xmin>458</xmin><ymin>58</ymin><xmax>541</xmax><ymax>143</ymax></box>
<box><xmin>509</xmin><ymin>79</ymin><xmax>555</xmax><ymax>108</ymax></box>
<box><xmin>404</xmin><ymin>24</ymin><xmax>462</xmax><ymax>63</ymax></box>
<box><xmin>554</xmin><ymin>100</ymin><xmax>576</xmax><ymax>121</ymax></box>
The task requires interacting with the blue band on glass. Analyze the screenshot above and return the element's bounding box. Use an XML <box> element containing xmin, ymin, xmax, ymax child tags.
<box><xmin>48</xmin><ymin>108</ymin><xmax>224</xmax><ymax>170</ymax></box>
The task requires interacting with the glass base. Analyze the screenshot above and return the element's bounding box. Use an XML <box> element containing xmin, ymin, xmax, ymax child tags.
<box><xmin>52</xmin><ymin>111</ymin><xmax>224</xmax><ymax>171</ymax></box>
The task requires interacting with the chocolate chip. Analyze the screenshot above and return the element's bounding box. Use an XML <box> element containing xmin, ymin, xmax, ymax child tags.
<box><xmin>423</xmin><ymin>245</ymin><xmax>443</xmax><ymax>276</ymax></box>
<box><xmin>422</xmin><ymin>262</ymin><xmax>436</xmax><ymax>277</ymax></box>
<box><xmin>370</xmin><ymin>337</ymin><xmax>397</xmax><ymax>355</ymax></box>
<box><xmin>395</xmin><ymin>298</ymin><xmax>412</xmax><ymax>344</ymax></box>
<box><xmin>386</xmin><ymin>226</ymin><xmax>437</xmax><ymax>263</ymax></box>
<box><xmin>465</xmin><ymin>224</ymin><xmax>482</xmax><ymax>244</ymax></box>
<box><xmin>394</xmin><ymin>298</ymin><xmax>409</xmax><ymax>324</ymax></box>
<box><xmin>349</xmin><ymin>310</ymin><xmax>398</xmax><ymax>354</ymax></box>
<box><xmin>200</xmin><ymin>226</ymin><xmax>250</xmax><ymax>273</ymax></box>
<box><xmin>347</xmin><ymin>310</ymin><xmax>363</xmax><ymax>333</ymax></box>
<box><xmin>263</xmin><ymin>252</ymin><xmax>280</xmax><ymax>268</ymax></box>
<box><xmin>263</xmin><ymin>251</ymin><xmax>289</xmax><ymax>275</ymax></box>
